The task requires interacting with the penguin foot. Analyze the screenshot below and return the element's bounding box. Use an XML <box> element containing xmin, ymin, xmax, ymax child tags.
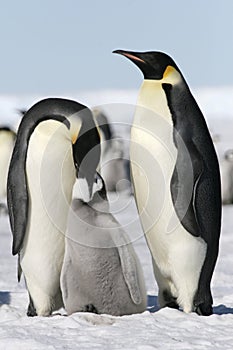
<box><xmin>27</xmin><ymin>301</ymin><xmax>37</xmax><ymax>317</ymax></box>
<box><xmin>194</xmin><ymin>288</ymin><xmax>213</xmax><ymax>316</ymax></box>
<box><xmin>194</xmin><ymin>303</ymin><xmax>213</xmax><ymax>316</ymax></box>
<box><xmin>166</xmin><ymin>301</ymin><xmax>179</xmax><ymax>309</ymax></box>
<box><xmin>81</xmin><ymin>304</ymin><xmax>98</xmax><ymax>314</ymax></box>
<box><xmin>162</xmin><ymin>290</ymin><xmax>179</xmax><ymax>309</ymax></box>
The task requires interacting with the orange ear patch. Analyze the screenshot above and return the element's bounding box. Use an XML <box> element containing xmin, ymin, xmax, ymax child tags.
<box><xmin>72</xmin><ymin>132</ymin><xmax>79</xmax><ymax>144</ymax></box>
<box><xmin>163</xmin><ymin>65</ymin><xmax>176</xmax><ymax>78</ymax></box>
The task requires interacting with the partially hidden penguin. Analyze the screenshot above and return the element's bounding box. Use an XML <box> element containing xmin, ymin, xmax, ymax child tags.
<box><xmin>61</xmin><ymin>174</ymin><xmax>147</xmax><ymax>316</ymax></box>
<box><xmin>93</xmin><ymin>108</ymin><xmax>131</xmax><ymax>192</ymax></box>
<box><xmin>0</xmin><ymin>126</ymin><xmax>16</xmax><ymax>214</ymax></box>
<box><xmin>113</xmin><ymin>50</ymin><xmax>221</xmax><ymax>316</ymax></box>
<box><xmin>7</xmin><ymin>98</ymin><xmax>100</xmax><ymax>316</ymax></box>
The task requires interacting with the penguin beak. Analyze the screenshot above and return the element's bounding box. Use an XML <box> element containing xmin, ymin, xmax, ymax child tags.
<box><xmin>113</xmin><ymin>49</ymin><xmax>165</xmax><ymax>80</ymax></box>
<box><xmin>113</xmin><ymin>49</ymin><xmax>146</xmax><ymax>64</ymax></box>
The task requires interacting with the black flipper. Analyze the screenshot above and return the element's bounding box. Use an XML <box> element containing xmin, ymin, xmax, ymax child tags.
<box><xmin>170</xmin><ymin>127</ymin><xmax>204</xmax><ymax>237</ymax></box>
<box><xmin>7</xmin><ymin>129</ymin><xmax>30</xmax><ymax>255</ymax></box>
<box><xmin>163</xmin><ymin>83</ymin><xmax>221</xmax><ymax>315</ymax></box>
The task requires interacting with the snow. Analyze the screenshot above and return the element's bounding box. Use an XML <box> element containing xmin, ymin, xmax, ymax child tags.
<box><xmin>1</xmin><ymin>87</ymin><xmax>233</xmax><ymax>349</ymax></box>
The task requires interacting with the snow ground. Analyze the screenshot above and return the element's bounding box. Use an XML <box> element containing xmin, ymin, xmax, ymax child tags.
<box><xmin>1</xmin><ymin>88</ymin><xmax>233</xmax><ymax>349</ymax></box>
<box><xmin>1</xmin><ymin>203</ymin><xmax>233</xmax><ymax>349</ymax></box>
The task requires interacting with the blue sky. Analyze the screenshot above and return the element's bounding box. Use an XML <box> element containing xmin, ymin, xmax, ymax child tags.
<box><xmin>0</xmin><ymin>0</ymin><xmax>233</xmax><ymax>93</ymax></box>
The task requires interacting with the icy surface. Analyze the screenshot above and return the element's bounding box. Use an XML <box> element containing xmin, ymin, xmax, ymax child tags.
<box><xmin>1</xmin><ymin>203</ymin><xmax>233</xmax><ymax>349</ymax></box>
<box><xmin>1</xmin><ymin>88</ymin><xmax>233</xmax><ymax>349</ymax></box>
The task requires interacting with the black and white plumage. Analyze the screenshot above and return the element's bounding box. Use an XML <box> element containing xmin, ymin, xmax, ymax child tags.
<box><xmin>7</xmin><ymin>98</ymin><xmax>100</xmax><ymax>316</ymax></box>
<box><xmin>113</xmin><ymin>50</ymin><xmax>221</xmax><ymax>316</ymax></box>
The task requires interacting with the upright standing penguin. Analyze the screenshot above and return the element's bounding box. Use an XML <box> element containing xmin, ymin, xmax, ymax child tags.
<box><xmin>7</xmin><ymin>98</ymin><xmax>100</xmax><ymax>316</ymax></box>
<box><xmin>113</xmin><ymin>50</ymin><xmax>221</xmax><ymax>315</ymax></box>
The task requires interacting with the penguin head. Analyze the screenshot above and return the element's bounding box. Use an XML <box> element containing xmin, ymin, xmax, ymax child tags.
<box><xmin>113</xmin><ymin>49</ymin><xmax>182</xmax><ymax>85</ymax></box>
<box><xmin>75</xmin><ymin>172</ymin><xmax>109</xmax><ymax>212</ymax></box>
<box><xmin>71</xmin><ymin>108</ymin><xmax>101</xmax><ymax>200</ymax></box>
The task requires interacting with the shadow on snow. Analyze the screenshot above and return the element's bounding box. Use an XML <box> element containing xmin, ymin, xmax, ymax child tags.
<box><xmin>147</xmin><ymin>295</ymin><xmax>233</xmax><ymax>315</ymax></box>
<box><xmin>213</xmin><ymin>304</ymin><xmax>233</xmax><ymax>315</ymax></box>
<box><xmin>147</xmin><ymin>295</ymin><xmax>159</xmax><ymax>313</ymax></box>
<box><xmin>0</xmin><ymin>291</ymin><xmax>11</xmax><ymax>305</ymax></box>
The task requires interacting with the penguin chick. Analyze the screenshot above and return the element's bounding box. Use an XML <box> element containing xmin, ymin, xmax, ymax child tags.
<box><xmin>61</xmin><ymin>174</ymin><xmax>147</xmax><ymax>316</ymax></box>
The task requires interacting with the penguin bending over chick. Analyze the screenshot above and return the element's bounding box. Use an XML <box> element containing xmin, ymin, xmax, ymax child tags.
<box><xmin>7</xmin><ymin>98</ymin><xmax>100</xmax><ymax>316</ymax></box>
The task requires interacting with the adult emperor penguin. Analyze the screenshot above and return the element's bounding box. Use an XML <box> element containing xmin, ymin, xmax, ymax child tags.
<box><xmin>0</xmin><ymin>126</ymin><xmax>16</xmax><ymax>213</ymax></box>
<box><xmin>7</xmin><ymin>98</ymin><xmax>100</xmax><ymax>316</ymax></box>
<box><xmin>61</xmin><ymin>174</ymin><xmax>147</xmax><ymax>316</ymax></box>
<box><xmin>113</xmin><ymin>50</ymin><xmax>221</xmax><ymax>315</ymax></box>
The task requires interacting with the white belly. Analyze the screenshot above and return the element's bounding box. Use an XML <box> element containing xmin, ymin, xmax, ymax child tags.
<box><xmin>21</xmin><ymin>120</ymin><xmax>76</xmax><ymax>298</ymax></box>
<box><xmin>131</xmin><ymin>81</ymin><xmax>206</xmax><ymax>311</ymax></box>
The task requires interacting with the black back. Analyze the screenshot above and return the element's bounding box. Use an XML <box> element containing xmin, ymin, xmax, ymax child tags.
<box><xmin>162</xmin><ymin>82</ymin><xmax>221</xmax><ymax>247</ymax></box>
<box><xmin>114</xmin><ymin>49</ymin><xmax>222</xmax><ymax>314</ymax></box>
<box><xmin>7</xmin><ymin>98</ymin><xmax>100</xmax><ymax>255</ymax></box>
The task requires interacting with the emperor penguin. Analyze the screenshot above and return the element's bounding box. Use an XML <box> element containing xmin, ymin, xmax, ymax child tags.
<box><xmin>0</xmin><ymin>126</ymin><xmax>16</xmax><ymax>214</ymax></box>
<box><xmin>113</xmin><ymin>50</ymin><xmax>221</xmax><ymax>315</ymax></box>
<box><xmin>7</xmin><ymin>98</ymin><xmax>100</xmax><ymax>316</ymax></box>
<box><xmin>61</xmin><ymin>174</ymin><xmax>147</xmax><ymax>316</ymax></box>
<box><xmin>93</xmin><ymin>108</ymin><xmax>131</xmax><ymax>192</ymax></box>
<box><xmin>220</xmin><ymin>149</ymin><xmax>233</xmax><ymax>204</ymax></box>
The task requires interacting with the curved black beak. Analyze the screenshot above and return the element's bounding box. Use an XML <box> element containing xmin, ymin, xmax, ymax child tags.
<box><xmin>113</xmin><ymin>49</ymin><xmax>148</xmax><ymax>78</ymax></box>
<box><xmin>113</xmin><ymin>49</ymin><xmax>146</xmax><ymax>64</ymax></box>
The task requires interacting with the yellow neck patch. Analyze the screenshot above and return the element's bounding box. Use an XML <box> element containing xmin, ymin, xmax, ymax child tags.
<box><xmin>72</xmin><ymin>132</ymin><xmax>79</xmax><ymax>144</ymax></box>
<box><xmin>162</xmin><ymin>65</ymin><xmax>181</xmax><ymax>85</ymax></box>
<box><xmin>70</xmin><ymin>117</ymin><xmax>82</xmax><ymax>144</ymax></box>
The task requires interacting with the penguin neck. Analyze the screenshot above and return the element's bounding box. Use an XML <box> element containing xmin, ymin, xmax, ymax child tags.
<box><xmin>136</xmin><ymin>79</ymin><xmax>172</xmax><ymax>123</ymax></box>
